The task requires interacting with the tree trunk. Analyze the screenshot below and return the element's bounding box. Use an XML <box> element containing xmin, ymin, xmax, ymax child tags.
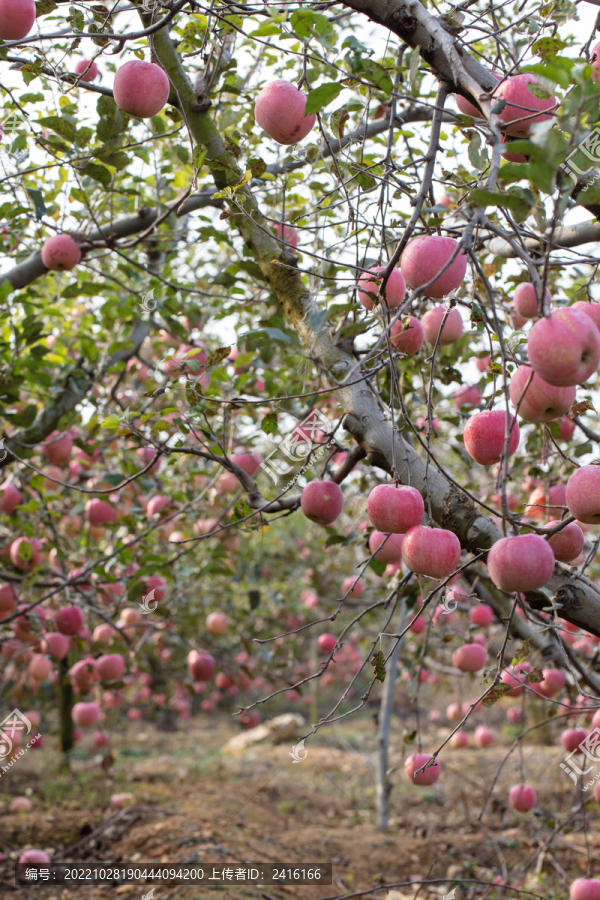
<box><xmin>310</xmin><ymin>634</ymin><xmax>319</xmax><ymax>725</ymax></box>
<box><xmin>376</xmin><ymin>600</ymin><xmax>407</xmax><ymax>830</ymax></box>
<box><xmin>58</xmin><ymin>655</ymin><xmax>74</xmax><ymax>767</ymax></box>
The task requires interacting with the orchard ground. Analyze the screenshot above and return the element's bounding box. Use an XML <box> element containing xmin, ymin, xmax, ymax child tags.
<box><xmin>1</xmin><ymin>691</ymin><xmax>599</xmax><ymax>900</ymax></box>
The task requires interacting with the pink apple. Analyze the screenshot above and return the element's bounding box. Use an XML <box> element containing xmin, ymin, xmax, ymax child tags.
<box><xmin>492</xmin><ymin>74</ymin><xmax>556</xmax><ymax>136</ymax></box>
<box><xmin>0</xmin><ymin>582</ymin><xmax>15</xmax><ymax>614</ymax></box>
<box><xmin>92</xmin><ymin>624</ymin><xmax>113</xmax><ymax>643</ymax></box>
<box><xmin>562</xmin><ymin>727</ymin><xmax>588</xmax><ymax>753</ymax></box>
<box><xmin>75</xmin><ymin>59</ymin><xmax>99</xmax><ymax>81</ymax></box>
<box><xmin>18</xmin><ymin>849</ymin><xmax>51</xmax><ymax>865</ymax></box>
<box><xmin>528</xmin><ymin>307</ymin><xmax>600</xmax><ymax>387</ymax></box>
<box><xmin>23</xmin><ymin>710</ymin><xmax>40</xmax><ymax>728</ymax></box>
<box><xmin>508</xmin><ymin>301</ymin><xmax>528</xmax><ymax>330</ymax></box>
<box><xmin>136</xmin><ymin>447</ymin><xmax>161</xmax><ymax>473</ymax></box>
<box><xmin>357</xmin><ymin>265</ymin><xmax>406</xmax><ymax>310</ymax></box>
<box><xmin>500</xmin><ymin>660</ymin><xmax>533</xmax><ymax>697</ymax></box>
<box><xmin>240</xmin><ymin>710</ymin><xmax>261</xmax><ymax>729</ymax></box>
<box><xmin>508</xmin><ymin>783</ymin><xmax>537</xmax><ymax>812</ymax></box>
<box><xmin>525</xmin><ymin>483</ymin><xmax>566</xmax><ymax>521</ymax></box>
<box><xmin>341</xmin><ymin>576</ymin><xmax>364</xmax><ymax>598</ymax></box>
<box><xmin>510</xmin><ymin>364</ymin><xmax>576</xmax><ymax>423</ymax></box>
<box><xmin>127</xmin><ymin>708</ymin><xmax>141</xmax><ymax>721</ymax></box>
<box><xmin>97</xmin><ymin>654</ymin><xmax>125</xmax><ymax>682</ymax></box>
<box><xmin>70</xmin><ymin>658</ymin><xmax>100</xmax><ymax>692</ymax></box>
<box><xmin>301</xmin><ymin>480</ymin><xmax>343</xmax><ymax>525</ymax></box>
<box><xmin>41</xmin><ymin>431</ymin><xmax>74</xmax><ymax>467</ymax></box>
<box><xmin>254</xmin><ymin>79</ymin><xmax>315</xmax><ymax>144</ymax></box>
<box><xmin>187</xmin><ymin>650</ymin><xmax>215</xmax><ymax>682</ymax></box>
<box><xmin>367</xmin><ymin>483</ymin><xmax>424</xmax><ymax>534</ymax></box>
<box><xmin>274</xmin><ymin>222</ymin><xmax>298</xmax><ymax>247</ymax></box>
<box><xmin>368</xmin><ymin>530</ymin><xmax>404</xmax><ymax>563</ymax></box>
<box><xmin>546</xmin><ymin>522</ymin><xmax>584</xmax><ymax>562</ymax></box>
<box><xmin>469</xmin><ymin>604</ymin><xmax>494</xmax><ymax>627</ymax></box>
<box><xmin>452</xmin><ymin>643</ymin><xmax>486</xmax><ymax>672</ymax></box>
<box><xmin>41</xmin><ymin>235</ymin><xmax>81</xmax><ymax>271</ymax></box>
<box><xmin>72</xmin><ymin>701</ymin><xmax>101</xmax><ymax>728</ymax></box>
<box><xmin>506</xmin><ymin>706</ymin><xmax>523</xmax><ymax>723</ymax></box>
<box><xmin>566</xmin><ymin>466</ymin><xmax>600</xmax><ymax>524</ymax></box>
<box><xmin>455</xmin><ymin>69</ymin><xmax>502</xmax><ymax>117</ymax></box>
<box><xmin>454</xmin><ymin>385</ymin><xmax>482</xmax><ymax>410</ymax></box>
<box><xmin>446</xmin><ymin>702</ymin><xmax>462</xmax><ymax>721</ymax></box>
<box><xmin>232</xmin><ymin>447</ymin><xmax>262</xmax><ymax>477</ymax></box>
<box><xmin>84</xmin><ymin>499</ymin><xmax>115</xmax><ymax>526</ymax></box>
<box><xmin>570</xmin><ymin>880</ymin><xmax>600</xmax><ymax>900</ymax></box>
<box><xmin>28</xmin><ymin>654</ymin><xmax>52</xmax><ymax>681</ymax></box>
<box><xmin>0</xmin><ymin>482</ymin><xmax>23</xmax><ymax>514</ymax></box>
<box><xmin>404</xmin><ymin>752</ymin><xmax>441</xmax><ymax>785</ymax></box>
<box><xmin>572</xmin><ymin>301</ymin><xmax>600</xmax><ymax>331</ymax></box>
<box><xmin>557</xmin><ymin>416</ymin><xmax>576</xmax><ymax>440</ymax></box>
<box><xmin>113</xmin><ymin>60</ymin><xmax>170</xmax><ymax>118</ymax></box>
<box><xmin>513</xmin><ymin>282</ymin><xmax>551</xmax><ymax>319</ymax></box>
<box><xmin>402</xmin><ymin>525</ymin><xmax>461</xmax><ymax>579</ymax></box>
<box><xmin>93</xmin><ymin>730</ymin><xmax>109</xmax><ymax>748</ymax></box>
<box><xmin>501</xmin><ymin>135</ymin><xmax>528</xmax><ymax>163</ymax></box>
<box><xmin>410</xmin><ymin>615</ymin><xmax>425</xmax><ymax>634</ymax></box>
<box><xmin>318</xmin><ymin>633</ymin><xmax>337</xmax><ymax>654</ymax></box>
<box><xmin>476</xmin><ymin>355</ymin><xmax>490</xmax><ymax>372</ymax></box>
<box><xmin>55</xmin><ymin>605</ymin><xmax>84</xmax><ymax>635</ymax></box>
<box><xmin>0</xmin><ymin>0</ymin><xmax>35</xmax><ymax>40</ymax></box>
<box><xmin>422</xmin><ymin>306</ymin><xmax>464</xmax><ymax>345</ymax></box>
<box><xmin>401</xmin><ymin>236</ymin><xmax>467</xmax><ymax>299</ymax></box>
<box><xmin>389</xmin><ymin>314</ymin><xmax>424</xmax><ymax>355</ymax></box>
<box><xmin>10</xmin><ymin>796</ymin><xmax>33</xmax><ymax>812</ymax></box>
<box><xmin>13</xmin><ymin>604</ymin><xmax>47</xmax><ymax>642</ymax></box>
<box><xmin>474</xmin><ymin>725</ymin><xmax>495</xmax><ymax>747</ymax></box>
<box><xmin>110</xmin><ymin>792</ymin><xmax>134</xmax><ymax>809</ymax></box>
<box><xmin>537</xmin><ymin>667</ymin><xmax>566</xmax><ymax>698</ymax></box>
<box><xmin>449</xmin><ymin>731</ymin><xmax>469</xmax><ymax>748</ymax></box>
<box><xmin>41</xmin><ymin>631</ymin><xmax>70</xmax><ymax>659</ymax></box>
<box><xmin>487</xmin><ymin>534</ymin><xmax>555</xmax><ymax>592</ymax></box>
<box><xmin>463</xmin><ymin>410</ymin><xmax>519</xmax><ymax>465</ymax></box>
<box><xmin>9</xmin><ymin>537</ymin><xmax>43</xmax><ymax>571</ymax></box>
<box><xmin>144</xmin><ymin>575</ymin><xmax>167</xmax><ymax>602</ymax></box>
<box><xmin>206</xmin><ymin>612</ymin><xmax>228</xmax><ymax>634</ymax></box>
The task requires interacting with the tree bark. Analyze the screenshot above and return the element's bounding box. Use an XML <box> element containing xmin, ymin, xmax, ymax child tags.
<box><xmin>376</xmin><ymin>600</ymin><xmax>406</xmax><ymax>830</ymax></box>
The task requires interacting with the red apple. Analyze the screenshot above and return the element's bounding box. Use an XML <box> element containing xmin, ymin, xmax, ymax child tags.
<box><xmin>368</xmin><ymin>530</ymin><xmax>404</xmax><ymax>562</ymax></box>
<box><xmin>97</xmin><ymin>653</ymin><xmax>125</xmax><ymax>682</ymax></box>
<box><xmin>557</xmin><ymin>416</ymin><xmax>576</xmax><ymax>440</ymax></box>
<box><xmin>28</xmin><ymin>654</ymin><xmax>52</xmax><ymax>681</ymax></box>
<box><xmin>463</xmin><ymin>410</ymin><xmax>519</xmax><ymax>465</ymax></box>
<box><xmin>513</xmin><ymin>282</ymin><xmax>551</xmax><ymax>319</ymax></box>
<box><xmin>508</xmin><ymin>782</ymin><xmax>537</xmax><ymax>812</ymax></box>
<box><xmin>146</xmin><ymin>495</ymin><xmax>170</xmax><ymax>517</ymax></box>
<box><xmin>41</xmin><ymin>631</ymin><xmax>70</xmax><ymax>659</ymax></box>
<box><xmin>254</xmin><ymin>79</ymin><xmax>316</xmax><ymax>144</ymax></box>
<box><xmin>0</xmin><ymin>582</ymin><xmax>16</xmax><ymax>614</ymax></box>
<box><xmin>528</xmin><ymin>307</ymin><xmax>600</xmax><ymax>387</ymax></box>
<box><xmin>318</xmin><ymin>633</ymin><xmax>337</xmax><ymax>654</ymax></box>
<box><xmin>401</xmin><ymin>235</ymin><xmax>467</xmax><ymax>299</ymax></box>
<box><xmin>113</xmin><ymin>60</ymin><xmax>170</xmax><ymax>118</ymax></box>
<box><xmin>18</xmin><ymin>850</ymin><xmax>51</xmax><ymax>865</ymax></box>
<box><xmin>422</xmin><ymin>306</ymin><xmax>464</xmax><ymax>344</ymax></box>
<box><xmin>402</xmin><ymin>525</ymin><xmax>461</xmax><ymax>579</ymax></box>
<box><xmin>75</xmin><ymin>59</ymin><xmax>99</xmax><ymax>81</ymax></box>
<box><xmin>487</xmin><ymin>534</ymin><xmax>555</xmax><ymax>592</ymax></box>
<box><xmin>537</xmin><ymin>667</ymin><xmax>566</xmax><ymax>698</ymax></box>
<box><xmin>55</xmin><ymin>605</ymin><xmax>84</xmax><ymax>635</ymax></box>
<box><xmin>41</xmin><ymin>235</ymin><xmax>81</xmax><ymax>271</ymax></box>
<box><xmin>206</xmin><ymin>612</ymin><xmax>228</xmax><ymax>634</ymax></box>
<box><xmin>0</xmin><ymin>0</ymin><xmax>35</xmax><ymax>39</ymax></box>
<box><xmin>404</xmin><ymin>752</ymin><xmax>441</xmax><ymax>785</ymax></box>
<box><xmin>469</xmin><ymin>604</ymin><xmax>494</xmax><ymax>627</ymax></box>
<box><xmin>187</xmin><ymin>650</ymin><xmax>215</xmax><ymax>682</ymax></box>
<box><xmin>572</xmin><ymin>301</ymin><xmax>600</xmax><ymax>331</ymax></box>
<box><xmin>232</xmin><ymin>447</ymin><xmax>262</xmax><ymax>477</ymax></box>
<box><xmin>566</xmin><ymin>466</ymin><xmax>600</xmax><ymax>525</ymax></box>
<box><xmin>561</xmin><ymin>727</ymin><xmax>588</xmax><ymax>753</ymax></box>
<box><xmin>525</xmin><ymin>483</ymin><xmax>566</xmax><ymax>521</ymax></box>
<box><xmin>454</xmin><ymin>385</ymin><xmax>482</xmax><ymax>409</ymax></box>
<box><xmin>447</xmin><ymin>702</ymin><xmax>461</xmax><ymax>721</ymax></box>
<box><xmin>449</xmin><ymin>731</ymin><xmax>469</xmax><ymax>748</ymax></box>
<box><xmin>546</xmin><ymin>522</ymin><xmax>584</xmax><ymax>562</ymax></box>
<box><xmin>72</xmin><ymin>701</ymin><xmax>101</xmax><ymax>728</ymax></box>
<box><xmin>367</xmin><ymin>483</ymin><xmax>424</xmax><ymax>534</ymax></box>
<box><xmin>509</xmin><ymin>364</ymin><xmax>576</xmax><ymax>423</ymax></box>
<box><xmin>570</xmin><ymin>880</ymin><xmax>600</xmax><ymax>900</ymax></box>
<box><xmin>301</xmin><ymin>481</ymin><xmax>343</xmax><ymax>525</ymax></box>
<box><xmin>0</xmin><ymin>483</ymin><xmax>23</xmax><ymax>514</ymax></box>
<box><xmin>492</xmin><ymin>74</ymin><xmax>556</xmax><ymax>136</ymax></box>
<box><xmin>273</xmin><ymin>222</ymin><xmax>298</xmax><ymax>247</ymax></box>
<box><xmin>136</xmin><ymin>447</ymin><xmax>162</xmax><ymax>473</ymax></box>
<box><xmin>70</xmin><ymin>658</ymin><xmax>99</xmax><ymax>692</ymax></box>
<box><xmin>474</xmin><ymin>725</ymin><xmax>495</xmax><ymax>747</ymax></box>
<box><xmin>390</xmin><ymin>315</ymin><xmax>424</xmax><ymax>355</ymax></box>
<box><xmin>84</xmin><ymin>499</ymin><xmax>115</xmax><ymax>526</ymax></box>
<box><xmin>452</xmin><ymin>643</ymin><xmax>486</xmax><ymax>672</ymax></box>
<box><xmin>341</xmin><ymin>576</ymin><xmax>363</xmax><ymax>598</ymax></box>
<box><xmin>500</xmin><ymin>660</ymin><xmax>533</xmax><ymax>697</ymax></box>
<box><xmin>357</xmin><ymin>265</ymin><xmax>406</xmax><ymax>310</ymax></box>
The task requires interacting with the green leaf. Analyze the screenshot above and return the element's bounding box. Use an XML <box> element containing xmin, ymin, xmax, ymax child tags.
<box><xmin>101</xmin><ymin>414</ymin><xmax>120</xmax><ymax>430</ymax></box>
<box><xmin>482</xmin><ymin>683</ymin><xmax>513</xmax><ymax>707</ymax></box>
<box><xmin>35</xmin><ymin>0</ymin><xmax>57</xmax><ymax>15</ymax></box>
<box><xmin>242</xmin><ymin>327</ymin><xmax>292</xmax><ymax>344</ymax></box>
<box><xmin>38</xmin><ymin>115</ymin><xmax>76</xmax><ymax>141</ymax></box>
<box><xmin>261</xmin><ymin>410</ymin><xmax>278</xmax><ymax>434</ymax></box>
<box><xmin>80</xmin><ymin>162</ymin><xmax>111</xmax><ymax>186</ymax></box>
<box><xmin>371</xmin><ymin>650</ymin><xmax>386</xmax><ymax>683</ymax></box>
<box><xmin>511</xmin><ymin>640</ymin><xmax>531</xmax><ymax>666</ymax></box>
<box><xmin>205</xmin><ymin>347</ymin><xmax>231</xmax><ymax>368</ymax></box>
<box><xmin>25</xmin><ymin>188</ymin><xmax>47</xmax><ymax>220</ymax></box>
<box><xmin>361</xmin><ymin>60</ymin><xmax>393</xmax><ymax>94</ymax></box>
<box><xmin>248</xmin><ymin>156</ymin><xmax>266</xmax><ymax>178</ymax></box>
<box><xmin>305</xmin><ymin>83</ymin><xmax>343</xmax><ymax>116</ymax></box>
<box><xmin>469</xmin><ymin>188</ymin><xmax>530</xmax><ymax>219</ymax></box>
<box><xmin>232</xmin><ymin>498</ymin><xmax>251</xmax><ymax>520</ymax></box>
<box><xmin>370</xmin><ymin>558</ymin><xmax>387</xmax><ymax>577</ymax></box>
<box><xmin>289</xmin><ymin>9</ymin><xmax>336</xmax><ymax>49</ymax></box>
<box><xmin>248</xmin><ymin>589</ymin><xmax>260</xmax><ymax>609</ymax></box>
<box><xmin>308</xmin><ymin>309</ymin><xmax>328</xmax><ymax>331</ymax></box>
<box><xmin>329</xmin><ymin>105</ymin><xmax>349</xmax><ymax>139</ymax></box>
